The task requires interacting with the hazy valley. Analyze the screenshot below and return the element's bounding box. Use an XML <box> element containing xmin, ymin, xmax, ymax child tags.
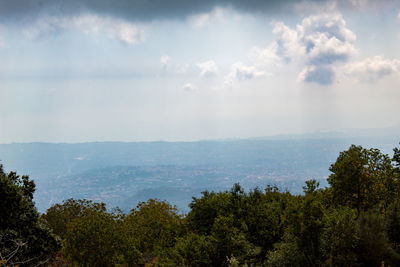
<box><xmin>1</xmin><ymin>133</ymin><xmax>398</xmax><ymax>213</ymax></box>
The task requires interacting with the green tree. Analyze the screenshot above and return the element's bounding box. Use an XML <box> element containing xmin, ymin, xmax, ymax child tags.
<box><xmin>187</xmin><ymin>190</ymin><xmax>232</xmax><ymax>235</ymax></box>
<box><xmin>208</xmin><ymin>214</ymin><xmax>259</xmax><ymax>266</ymax></box>
<box><xmin>321</xmin><ymin>207</ymin><xmax>358</xmax><ymax>266</ymax></box>
<box><xmin>386</xmin><ymin>201</ymin><xmax>400</xmax><ymax>251</ymax></box>
<box><xmin>188</xmin><ymin>184</ymin><xmax>292</xmax><ymax>265</ymax></box>
<box><xmin>265</xmin><ymin>232</ymin><xmax>303</xmax><ymax>267</ymax></box>
<box><xmin>156</xmin><ymin>233</ymin><xmax>212</xmax><ymax>267</ymax></box>
<box><xmin>123</xmin><ymin>199</ymin><xmax>183</xmax><ymax>264</ymax></box>
<box><xmin>328</xmin><ymin>145</ymin><xmax>395</xmax><ymax>212</ymax></box>
<box><xmin>63</xmin><ymin>206</ymin><xmax>123</xmax><ymax>267</ymax></box>
<box><xmin>267</xmin><ymin>182</ymin><xmax>325</xmax><ymax>266</ymax></box>
<box><xmin>43</xmin><ymin>198</ymin><xmax>107</xmax><ymax>240</ymax></box>
<box><xmin>355</xmin><ymin>210</ymin><xmax>400</xmax><ymax>266</ymax></box>
<box><xmin>244</xmin><ymin>186</ymin><xmax>290</xmax><ymax>261</ymax></box>
<box><xmin>0</xmin><ymin>164</ymin><xmax>60</xmax><ymax>266</ymax></box>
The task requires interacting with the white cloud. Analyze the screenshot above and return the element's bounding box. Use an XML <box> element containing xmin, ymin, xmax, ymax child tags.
<box><xmin>342</xmin><ymin>56</ymin><xmax>400</xmax><ymax>82</ymax></box>
<box><xmin>398</xmin><ymin>10</ymin><xmax>400</xmax><ymax>20</ymax></box>
<box><xmin>225</xmin><ymin>62</ymin><xmax>267</xmax><ymax>86</ymax></box>
<box><xmin>251</xmin><ymin>43</ymin><xmax>282</xmax><ymax>67</ymax></box>
<box><xmin>272</xmin><ymin>21</ymin><xmax>305</xmax><ymax>62</ymax></box>
<box><xmin>255</xmin><ymin>12</ymin><xmax>357</xmax><ymax>85</ymax></box>
<box><xmin>196</xmin><ymin>60</ymin><xmax>218</xmax><ymax>77</ymax></box>
<box><xmin>23</xmin><ymin>13</ymin><xmax>145</xmax><ymax>45</ymax></box>
<box><xmin>188</xmin><ymin>7</ymin><xmax>224</xmax><ymax>29</ymax></box>
<box><xmin>251</xmin><ymin>12</ymin><xmax>400</xmax><ymax>86</ymax></box>
<box><xmin>182</xmin><ymin>83</ymin><xmax>196</xmax><ymax>91</ymax></box>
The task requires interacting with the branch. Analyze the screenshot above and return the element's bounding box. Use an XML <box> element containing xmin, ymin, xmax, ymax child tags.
<box><xmin>8</xmin><ymin>255</ymin><xmax>40</xmax><ymax>266</ymax></box>
<box><xmin>5</xmin><ymin>240</ymin><xmax>27</xmax><ymax>261</ymax></box>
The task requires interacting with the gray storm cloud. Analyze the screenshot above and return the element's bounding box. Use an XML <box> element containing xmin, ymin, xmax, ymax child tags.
<box><xmin>0</xmin><ymin>0</ymin><xmax>392</xmax><ymax>23</ymax></box>
<box><xmin>0</xmin><ymin>0</ymin><xmax>287</xmax><ymax>22</ymax></box>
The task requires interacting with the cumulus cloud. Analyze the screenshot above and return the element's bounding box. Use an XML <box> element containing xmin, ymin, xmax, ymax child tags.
<box><xmin>398</xmin><ymin>10</ymin><xmax>400</xmax><ymax>19</ymax></box>
<box><xmin>196</xmin><ymin>60</ymin><xmax>218</xmax><ymax>77</ymax></box>
<box><xmin>271</xmin><ymin>21</ymin><xmax>304</xmax><ymax>62</ymax></box>
<box><xmin>225</xmin><ymin>62</ymin><xmax>267</xmax><ymax>86</ymax></box>
<box><xmin>254</xmin><ymin>12</ymin><xmax>357</xmax><ymax>85</ymax></box>
<box><xmin>249</xmin><ymin>11</ymin><xmax>399</xmax><ymax>86</ymax></box>
<box><xmin>298</xmin><ymin>65</ymin><xmax>335</xmax><ymax>85</ymax></box>
<box><xmin>182</xmin><ymin>82</ymin><xmax>196</xmax><ymax>91</ymax></box>
<box><xmin>251</xmin><ymin>44</ymin><xmax>282</xmax><ymax>67</ymax></box>
<box><xmin>342</xmin><ymin>56</ymin><xmax>400</xmax><ymax>82</ymax></box>
<box><xmin>23</xmin><ymin>13</ymin><xmax>145</xmax><ymax>45</ymax></box>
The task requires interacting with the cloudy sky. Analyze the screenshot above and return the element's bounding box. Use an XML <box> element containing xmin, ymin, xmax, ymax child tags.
<box><xmin>0</xmin><ymin>0</ymin><xmax>399</xmax><ymax>143</ymax></box>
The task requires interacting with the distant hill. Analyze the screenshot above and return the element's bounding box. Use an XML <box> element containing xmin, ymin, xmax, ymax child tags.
<box><xmin>250</xmin><ymin>124</ymin><xmax>400</xmax><ymax>140</ymax></box>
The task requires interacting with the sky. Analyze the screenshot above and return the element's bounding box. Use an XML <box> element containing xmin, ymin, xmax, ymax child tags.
<box><xmin>0</xmin><ymin>0</ymin><xmax>399</xmax><ymax>143</ymax></box>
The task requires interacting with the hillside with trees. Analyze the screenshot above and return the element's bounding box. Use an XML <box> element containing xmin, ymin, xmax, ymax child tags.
<box><xmin>1</xmin><ymin>143</ymin><xmax>400</xmax><ymax>266</ymax></box>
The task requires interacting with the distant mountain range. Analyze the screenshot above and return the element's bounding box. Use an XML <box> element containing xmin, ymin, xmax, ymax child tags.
<box><xmin>0</xmin><ymin>128</ymin><xmax>399</xmax><ymax>213</ymax></box>
<box><xmin>250</xmin><ymin>124</ymin><xmax>400</xmax><ymax>140</ymax></box>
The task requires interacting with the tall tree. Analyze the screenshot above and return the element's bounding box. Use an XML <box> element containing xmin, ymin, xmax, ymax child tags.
<box><xmin>0</xmin><ymin>164</ymin><xmax>60</xmax><ymax>266</ymax></box>
<box><xmin>328</xmin><ymin>145</ymin><xmax>395</xmax><ymax>212</ymax></box>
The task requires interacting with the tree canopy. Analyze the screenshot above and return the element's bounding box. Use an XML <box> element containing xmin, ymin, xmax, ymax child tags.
<box><xmin>0</xmin><ymin>164</ymin><xmax>59</xmax><ymax>266</ymax></box>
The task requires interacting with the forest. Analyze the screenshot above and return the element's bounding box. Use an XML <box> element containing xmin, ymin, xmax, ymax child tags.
<box><xmin>1</xmin><ymin>143</ymin><xmax>400</xmax><ymax>266</ymax></box>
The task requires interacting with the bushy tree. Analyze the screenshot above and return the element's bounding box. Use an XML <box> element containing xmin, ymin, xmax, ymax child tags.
<box><xmin>43</xmin><ymin>198</ymin><xmax>107</xmax><ymax>239</ymax></box>
<box><xmin>328</xmin><ymin>145</ymin><xmax>395</xmax><ymax>212</ymax></box>
<box><xmin>208</xmin><ymin>214</ymin><xmax>259</xmax><ymax>266</ymax></box>
<box><xmin>156</xmin><ymin>233</ymin><xmax>212</xmax><ymax>267</ymax></box>
<box><xmin>123</xmin><ymin>199</ymin><xmax>184</xmax><ymax>264</ymax></box>
<box><xmin>267</xmin><ymin>181</ymin><xmax>325</xmax><ymax>266</ymax></box>
<box><xmin>0</xmin><ymin>164</ymin><xmax>60</xmax><ymax>266</ymax></box>
<box><xmin>265</xmin><ymin>232</ymin><xmax>303</xmax><ymax>267</ymax></box>
<box><xmin>63</xmin><ymin>207</ymin><xmax>123</xmax><ymax>266</ymax></box>
<box><xmin>355</xmin><ymin>210</ymin><xmax>400</xmax><ymax>266</ymax></box>
<box><xmin>187</xmin><ymin>191</ymin><xmax>232</xmax><ymax>235</ymax></box>
<box><xmin>321</xmin><ymin>207</ymin><xmax>358</xmax><ymax>266</ymax></box>
<box><xmin>245</xmin><ymin>186</ymin><xmax>290</xmax><ymax>260</ymax></box>
<box><xmin>386</xmin><ymin>201</ymin><xmax>400</xmax><ymax>250</ymax></box>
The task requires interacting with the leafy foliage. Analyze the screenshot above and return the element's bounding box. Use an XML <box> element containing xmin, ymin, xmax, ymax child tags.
<box><xmin>42</xmin><ymin>198</ymin><xmax>107</xmax><ymax>240</ymax></box>
<box><xmin>123</xmin><ymin>199</ymin><xmax>184</xmax><ymax>264</ymax></box>
<box><xmin>328</xmin><ymin>145</ymin><xmax>396</xmax><ymax>212</ymax></box>
<box><xmin>63</xmin><ymin>207</ymin><xmax>122</xmax><ymax>266</ymax></box>
<box><xmin>0</xmin><ymin>164</ymin><xmax>60</xmax><ymax>266</ymax></box>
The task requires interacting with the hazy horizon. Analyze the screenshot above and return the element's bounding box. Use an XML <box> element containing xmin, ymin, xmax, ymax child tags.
<box><xmin>0</xmin><ymin>123</ymin><xmax>399</xmax><ymax>144</ymax></box>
